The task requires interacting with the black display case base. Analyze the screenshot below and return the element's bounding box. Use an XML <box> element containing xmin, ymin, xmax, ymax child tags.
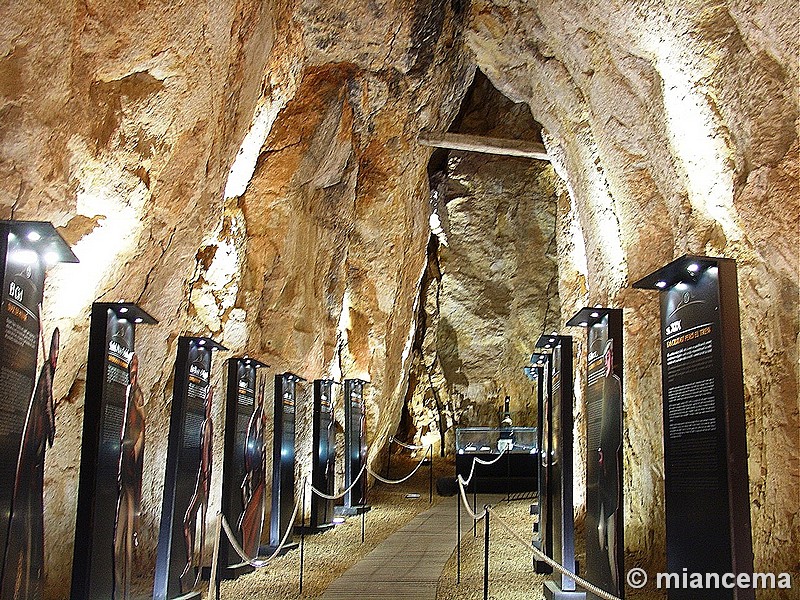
<box><xmin>534</xmin><ymin>560</ymin><xmax>553</xmax><ymax>574</ymax></box>
<box><xmin>259</xmin><ymin>542</ymin><xmax>299</xmax><ymax>557</ymax></box>
<box><xmin>295</xmin><ymin>523</ymin><xmax>336</xmax><ymax>535</ymax></box>
<box><xmin>334</xmin><ymin>504</ymin><xmax>371</xmax><ymax>517</ymax></box>
<box><xmin>543</xmin><ymin>580</ymin><xmax>586</xmax><ymax>600</ymax></box>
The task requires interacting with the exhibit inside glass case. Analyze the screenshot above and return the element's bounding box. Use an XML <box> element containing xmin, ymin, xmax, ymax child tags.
<box><xmin>455</xmin><ymin>427</ymin><xmax>538</xmax><ymax>494</ymax></box>
<box><xmin>456</xmin><ymin>426</ymin><xmax>538</xmax><ymax>455</ymax></box>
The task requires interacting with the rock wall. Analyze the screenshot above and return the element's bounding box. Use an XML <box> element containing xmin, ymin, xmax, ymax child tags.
<box><xmin>467</xmin><ymin>0</ymin><xmax>799</xmax><ymax>587</ymax></box>
<box><xmin>1</xmin><ymin>0</ymin><xmax>475</xmax><ymax>596</ymax></box>
<box><xmin>404</xmin><ymin>72</ymin><xmax>564</xmax><ymax>453</ymax></box>
<box><xmin>0</xmin><ymin>0</ymin><xmax>796</xmax><ymax>596</ymax></box>
<box><xmin>2</xmin><ymin>1</ymin><xmax>280</xmax><ymax>595</ymax></box>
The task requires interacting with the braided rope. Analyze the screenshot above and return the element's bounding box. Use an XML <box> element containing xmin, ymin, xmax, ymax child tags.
<box><xmin>367</xmin><ymin>448</ymin><xmax>431</xmax><ymax>484</ymax></box>
<box><xmin>309</xmin><ymin>462</ymin><xmax>368</xmax><ymax>500</ymax></box>
<box><xmin>458</xmin><ymin>446</ymin><xmax>509</xmax><ymax>487</ymax></box>
<box><xmin>220</xmin><ymin>477</ymin><xmax>305</xmax><ymax>568</ymax></box>
<box><xmin>456</xmin><ymin>477</ymin><xmax>487</xmax><ymax>521</ymax></box>
<box><xmin>486</xmin><ymin>505</ymin><xmax>623</xmax><ymax>600</ymax></box>
<box><xmin>389</xmin><ymin>436</ymin><xmax>427</xmax><ymax>450</ymax></box>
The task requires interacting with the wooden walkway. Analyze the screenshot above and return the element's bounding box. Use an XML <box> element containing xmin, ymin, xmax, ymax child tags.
<box><xmin>321</xmin><ymin>496</ymin><xmax>476</xmax><ymax>599</ymax></box>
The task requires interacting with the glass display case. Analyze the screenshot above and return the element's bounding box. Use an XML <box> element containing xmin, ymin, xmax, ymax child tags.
<box><xmin>454</xmin><ymin>427</ymin><xmax>538</xmax><ymax>494</ymax></box>
<box><xmin>455</xmin><ymin>426</ymin><xmax>538</xmax><ymax>454</ymax></box>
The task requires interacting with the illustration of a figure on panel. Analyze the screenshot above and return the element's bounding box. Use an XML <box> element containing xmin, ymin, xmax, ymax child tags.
<box><xmin>181</xmin><ymin>386</ymin><xmax>214</xmax><ymax>589</ymax></box>
<box><xmin>239</xmin><ymin>379</ymin><xmax>266</xmax><ymax>556</ymax></box>
<box><xmin>113</xmin><ymin>354</ymin><xmax>146</xmax><ymax>600</ymax></box>
<box><xmin>1</xmin><ymin>326</ymin><xmax>59</xmax><ymax>600</ymax></box>
<box><xmin>598</xmin><ymin>339</ymin><xmax>622</xmax><ymax>591</ymax></box>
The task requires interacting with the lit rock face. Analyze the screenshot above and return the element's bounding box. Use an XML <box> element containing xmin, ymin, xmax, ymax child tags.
<box><xmin>219</xmin><ymin>0</ymin><xmax>476</xmax><ymax>528</ymax></box>
<box><xmin>466</xmin><ymin>0</ymin><xmax>798</xmax><ymax>583</ymax></box>
<box><xmin>2</xmin><ymin>0</ymin><xmax>475</xmax><ymax>596</ymax></box>
<box><xmin>1</xmin><ymin>2</ymin><xmax>279</xmax><ymax>595</ymax></box>
<box><xmin>0</xmin><ymin>0</ymin><xmax>796</xmax><ymax>596</ymax></box>
<box><xmin>404</xmin><ymin>73</ymin><xmax>564</xmax><ymax>452</ymax></box>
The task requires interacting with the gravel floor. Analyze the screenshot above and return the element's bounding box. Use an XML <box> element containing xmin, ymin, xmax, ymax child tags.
<box><xmin>213</xmin><ymin>456</ymin><xmax>666</xmax><ymax>600</ymax></box>
<box><xmin>215</xmin><ymin>454</ymin><xmax>448</xmax><ymax>600</ymax></box>
<box><xmin>436</xmin><ymin>495</ymin><xmax>666</xmax><ymax>600</ymax></box>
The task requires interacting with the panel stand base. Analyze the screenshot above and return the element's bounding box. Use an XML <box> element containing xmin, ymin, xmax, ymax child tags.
<box><xmin>532</xmin><ymin>539</ymin><xmax>552</xmax><ymax>574</ymax></box>
<box><xmin>295</xmin><ymin>523</ymin><xmax>336</xmax><ymax>535</ymax></box>
<box><xmin>259</xmin><ymin>542</ymin><xmax>299</xmax><ymax>557</ymax></box>
<box><xmin>201</xmin><ymin>562</ymin><xmax>254</xmax><ymax>581</ymax></box>
<box><xmin>543</xmin><ymin>580</ymin><xmax>586</xmax><ymax>600</ymax></box>
<box><xmin>534</xmin><ymin>560</ymin><xmax>553</xmax><ymax>574</ymax></box>
<box><xmin>334</xmin><ymin>505</ymin><xmax>371</xmax><ymax>517</ymax></box>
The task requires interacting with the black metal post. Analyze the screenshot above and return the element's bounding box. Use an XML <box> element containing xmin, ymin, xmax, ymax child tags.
<box><xmin>483</xmin><ymin>507</ymin><xmax>490</xmax><ymax>600</ymax></box>
<box><xmin>361</xmin><ymin>509</ymin><xmax>365</xmax><ymax>544</ymax></box>
<box><xmin>473</xmin><ymin>490</ymin><xmax>477</xmax><ymax>537</ymax></box>
<box><xmin>457</xmin><ymin>494</ymin><xmax>461</xmax><ymax>585</ymax></box>
<box><xmin>299</xmin><ymin>481</ymin><xmax>306</xmax><ymax>594</ymax></box>
<box><xmin>428</xmin><ymin>445</ymin><xmax>433</xmax><ymax>504</ymax></box>
<box><xmin>361</xmin><ymin>459</ymin><xmax>367</xmax><ymax>544</ymax></box>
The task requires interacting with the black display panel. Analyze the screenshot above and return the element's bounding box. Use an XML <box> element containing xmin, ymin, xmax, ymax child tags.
<box><xmin>530</xmin><ymin>352</ymin><xmax>552</xmax><ymax>561</ymax></box>
<box><xmin>568</xmin><ymin>308</ymin><xmax>624</xmax><ymax>599</ymax></box>
<box><xmin>154</xmin><ymin>336</ymin><xmax>226</xmax><ymax>600</ymax></box>
<box><xmin>535</xmin><ymin>334</ymin><xmax>579</xmax><ymax>596</ymax></box>
<box><xmin>634</xmin><ymin>256</ymin><xmax>753</xmax><ymax>600</ymax></box>
<box><xmin>551</xmin><ymin>339</ymin><xmax>574</xmax><ymax>591</ymax></box>
<box><xmin>310</xmin><ymin>379</ymin><xmax>336</xmax><ymax>529</ymax></box>
<box><xmin>218</xmin><ymin>357</ymin><xmax>268</xmax><ymax>577</ymax></box>
<box><xmin>70</xmin><ymin>304</ymin><xmax>157</xmax><ymax>600</ymax></box>
<box><xmin>267</xmin><ymin>373</ymin><xmax>303</xmax><ymax>550</ymax></box>
<box><xmin>343</xmin><ymin>379</ymin><xmax>368</xmax><ymax>509</ymax></box>
<box><xmin>0</xmin><ymin>221</ymin><xmax>74</xmax><ymax>600</ymax></box>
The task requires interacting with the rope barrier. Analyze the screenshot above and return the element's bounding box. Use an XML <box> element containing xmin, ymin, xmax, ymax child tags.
<box><xmin>220</xmin><ymin>477</ymin><xmax>306</xmax><ymax>568</ymax></box>
<box><xmin>366</xmin><ymin>447</ymin><xmax>431</xmax><ymax>484</ymax></box>
<box><xmin>457</xmin><ymin>477</ymin><xmax>487</xmax><ymax>521</ymax></box>
<box><xmin>458</xmin><ymin>446</ymin><xmax>508</xmax><ymax>487</ymax></box>
<box><xmin>388</xmin><ymin>436</ymin><xmax>427</xmax><ymax>450</ymax></box>
<box><xmin>453</xmin><ymin>447</ymin><xmax>510</xmax><ymax>520</ymax></box>
<box><xmin>309</xmin><ymin>462</ymin><xmax>368</xmax><ymax>500</ymax></box>
<box><xmin>485</xmin><ymin>505</ymin><xmax>623</xmax><ymax>600</ymax></box>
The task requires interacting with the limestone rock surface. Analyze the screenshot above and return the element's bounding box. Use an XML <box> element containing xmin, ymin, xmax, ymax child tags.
<box><xmin>465</xmin><ymin>0</ymin><xmax>798</xmax><ymax>582</ymax></box>
<box><xmin>0</xmin><ymin>0</ymin><xmax>796</xmax><ymax>597</ymax></box>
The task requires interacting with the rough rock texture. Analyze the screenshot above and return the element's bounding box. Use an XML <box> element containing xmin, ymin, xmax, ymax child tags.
<box><xmin>1</xmin><ymin>0</ymin><xmax>474</xmax><ymax>596</ymax></box>
<box><xmin>403</xmin><ymin>73</ymin><xmax>563</xmax><ymax>453</ymax></box>
<box><xmin>0</xmin><ymin>0</ymin><xmax>796</xmax><ymax>597</ymax></box>
<box><xmin>2</xmin><ymin>1</ymin><xmax>279</xmax><ymax>595</ymax></box>
<box><xmin>466</xmin><ymin>0</ymin><xmax>799</xmax><ymax>586</ymax></box>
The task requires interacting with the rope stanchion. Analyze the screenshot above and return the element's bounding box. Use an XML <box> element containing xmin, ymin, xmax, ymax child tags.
<box><xmin>483</xmin><ymin>507</ymin><xmax>490</xmax><ymax>600</ymax></box>
<box><xmin>456</xmin><ymin>492</ymin><xmax>462</xmax><ymax>584</ymax></box>
<box><xmin>208</xmin><ymin>512</ymin><xmax>222</xmax><ymax>599</ymax></box>
<box><xmin>388</xmin><ymin>436</ymin><xmax>428</xmax><ymax>451</ymax></box>
<box><xmin>428</xmin><ymin>445</ymin><xmax>433</xmax><ymax>504</ymax></box>
<box><xmin>220</xmin><ymin>477</ymin><xmax>306</xmax><ymax>568</ymax></box>
<box><xmin>299</xmin><ymin>482</ymin><xmax>306</xmax><ymax>594</ymax></box>
<box><xmin>485</xmin><ymin>505</ymin><xmax>623</xmax><ymax>600</ymax></box>
<box><xmin>366</xmin><ymin>447</ymin><xmax>431</xmax><ymax>484</ymax></box>
<box><xmin>310</xmin><ymin>463</ymin><xmax>368</xmax><ymax>500</ymax></box>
